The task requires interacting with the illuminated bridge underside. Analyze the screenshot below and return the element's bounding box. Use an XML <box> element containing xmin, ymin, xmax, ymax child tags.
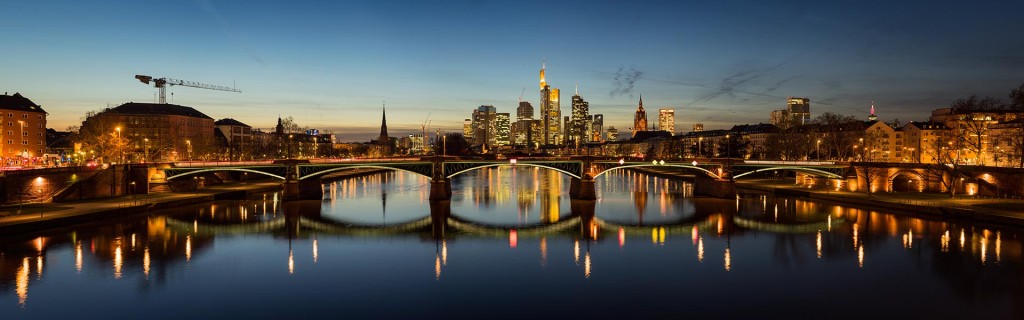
<box><xmin>732</xmin><ymin>166</ymin><xmax>844</xmax><ymax>179</ymax></box>
<box><xmin>299</xmin><ymin>162</ymin><xmax>434</xmax><ymax>180</ymax></box>
<box><xmin>592</xmin><ymin>162</ymin><xmax>722</xmax><ymax>179</ymax></box>
<box><xmin>298</xmin><ymin>216</ymin><xmax>434</xmax><ymax>235</ymax></box>
<box><xmin>165</xmin><ymin>166</ymin><xmax>288</xmax><ymax>181</ymax></box>
<box><xmin>594</xmin><ymin>218</ymin><xmax>717</xmax><ymax>235</ymax></box>
<box><xmin>444</xmin><ymin>161</ymin><xmax>583</xmax><ymax>179</ymax></box>
<box><xmin>164</xmin><ymin>216</ymin><xmax>288</xmax><ymax>235</ymax></box>
<box><xmin>446</xmin><ymin>216</ymin><xmax>583</xmax><ymax>237</ymax></box>
<box><xmin>732</xmin><ymin>216</ymin><xmax>845</xmax><ymax>233</ymax></box>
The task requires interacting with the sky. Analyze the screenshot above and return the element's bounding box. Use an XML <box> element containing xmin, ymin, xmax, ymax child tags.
<box><xmin>2</xmin><ymin>0</ymin><xmax>1023</xmax><ymax>141</ymax></box>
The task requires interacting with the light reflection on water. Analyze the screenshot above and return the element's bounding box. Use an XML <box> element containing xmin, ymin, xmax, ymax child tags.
<box><xmin>0</xmin><ymin>168</ymin><xmax>1022</xmax><ymax>318</ymax></box>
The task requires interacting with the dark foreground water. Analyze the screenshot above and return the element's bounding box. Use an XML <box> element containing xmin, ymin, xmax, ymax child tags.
<box><xmin>1</xmin><ymin>168</ymin><xmax>1022</xmax><ymax>319</ymax></box>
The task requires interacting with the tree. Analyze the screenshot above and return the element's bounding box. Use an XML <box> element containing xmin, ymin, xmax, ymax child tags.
<box><xmin>69</xmin><ymin>110</ymin><xmax>128</xmax><ymax>164</ymax></box>
<box><xmin>949</xmin><ymin>95</ymin><xmax>1004</xmax><ymax>165</ymax></box>
<box><xmin>432</xmin><ymin>133</ymin><xmax>470</xmax><ymax>156</ymax></box>
<box><xmin>920</xmin><ymin>129</ymin><xmax>966</xmax><ymax>198</ymax></box>
<box><xmin>812</xmin><ymin>112</ymin><xmax>862</xmax><ymax>161</ymax></box>
<box><xmin>1003</xmin><ymin>83</ymin><xmax>1024</xmax><ymax>167</ymax></box>
<box><xmin>279</xmin><ymin>116</ymin><xmax>308</xmax><ymax>134</ymax></box>
<box><xmin>716</xmin><ymin>134</ymin><xmax>749</xmax><ymax>159</ymax></box>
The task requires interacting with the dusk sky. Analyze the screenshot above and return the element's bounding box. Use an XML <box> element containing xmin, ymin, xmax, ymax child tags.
<box><xmin>3</xmin><ymin>0</ymin><xmax>1023</xmax><ymax>141</ymax></box>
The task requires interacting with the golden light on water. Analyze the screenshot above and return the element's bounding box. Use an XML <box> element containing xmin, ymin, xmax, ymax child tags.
<box><xmin>853</xmin><ymin>223</ymin><xmax>859</xmax><ymax>248</ymax></box>
<box><xmin>36</xmin><ymin>256</ymin><xmax>44</xmax><ymax>280</ymax></box>
<box><xmin>858</xmin><ymin>245</ymin><xmax>865</xmax><ymax>268</ymax></box>
<box><xmin>443</xmin><ymin>240</ymin><xmax>449</xmax><ymax>266</ymax></box>
<box><xmin>538</xmin><ymin>238</ymin><xmax>545</xmax><ymax>266</ymax></box>
<box><xmin>75</xmin><ymin>241</ymin><xmax>83</xmax><ymax>272</ymax></box>
<box><xmin>691</xmin><ymin>225</ymin><xmax>698</xmax><ymax>245</ymax></box>
<box><xmin>996</xmin><ymin>232</ymin><xmax>1002</xmax><ymax>263</ymax></box>
<box><xmin>35</xmin><ymin>237</ymin><xmax>44</xmax><ymax>252</ymax></box>
<box><xmin>131</xmin><ymin>233</ymin><xmax>136</xmax><ymax>249</ymax></box>
<box><xmin>313</xmin><ymin>239</ymin><xmax>319</xmax><ymax>263</ymax></box>
<box><xmin>651</xmin><ymin>228</ymin><xmax>658</xmax><ymax>244</ymax></box>
<box><xmin>288</xmin><ymin>249</ymin><xmax>295</xmax><ymax>274</ymax></box>
<box><xmin>574</xmin><ymin>240</ymin><xmax>580</xmax><ymax>264</ymax></box>
<box><xmin>981</xmin><ymin>237</ymin><xmax>988</xmax><ymax>265</ymax></box>
<box><xmin>816</xmin><ymin>231</ymin><xmax>822</xmax><ymax>258</ymax></box>
<box><xmin>435</xmin><ymin>255</ymin><xmax>441</xmax><ymax>279</ymax></box>
<box><xmin>827</xmin><ymin>215</ymin><xmax>832</xmax><ymax>232</ymax></box>
<box><xmin>960</xmin><ymin>229</ymin><xmax>966</xmax><ymax>249</ymax></box>
<box><xmin>186</xmin><ymin>236</ymin><xmax>192</xmax><ymax>262</ymax></box>
<box><xmin>724</xmin><ymin>247</ymin><xmax>732</xmax><ymax>271</ymax></box>
<box><xmin>584</xmin><ymin>252</ymin><xmax>592</xmax><ymax>278</ymax></box>
<box><xmin>941</xmin><ymin>230</ymin><xmax>950</xmax><ymax>253</ymax></box>
<box><xmin>114</xmin><ymin>245</ymin><xmax>123</xmax><ymax>279</ymax></box>
<box><xmin>17</xmin><ymin>258</ymin><xmax>29</xmax><ymax>307</ymax></box>
<box><xmin>618</xmin><ymin>228</ymin><xmax>625</xmax><ymax>248</ymax></box>
<box><xmin>144</xmin><ymin>247</ymin><xmax>151</xmax><ymax>279</ymax></box>
<box><xmin>697</xmin><ymin>237</ymin><xmax>704</xmax><ymax>262</ymax></box>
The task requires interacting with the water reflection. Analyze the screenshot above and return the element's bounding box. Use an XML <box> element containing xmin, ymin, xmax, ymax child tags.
<box><xmin>1</xmin><ymin>169</ymin><xmax>1024</xmax><ymax>317</ymax></box>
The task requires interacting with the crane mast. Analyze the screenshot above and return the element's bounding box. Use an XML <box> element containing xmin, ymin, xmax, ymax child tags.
<box><xmin>135</xmin><ymin>75</ymin><xmax>241</xmax><ymax>104</ymax></box>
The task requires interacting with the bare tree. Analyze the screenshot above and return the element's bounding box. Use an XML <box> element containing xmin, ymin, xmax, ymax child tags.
<box><xmin>69</xmin><ymin>110</ymin><xmax>129</xmax><ymax>164</ymax></box>
<box><xmin>812</xmin><ymin>112</ymin><xmax>862</xmax><ymax>160</ymax></box>
<box><xmin>949</xmin><ymin>96</ymin><xmax>1004</xmax><ymax>165</ymax></box>
<box><xmin>921</xmin><ymin>129</ymin><xmax>965</xmax><ymax>198</ymax></box>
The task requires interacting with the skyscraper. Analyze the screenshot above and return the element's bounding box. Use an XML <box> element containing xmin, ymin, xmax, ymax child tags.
<box><xmin>658</xmin><ymin>108</ymin><xmax>675</xmax><ymax>135</ymax></box>
<box><xmin>539</xmin><ymin>63</ymin><xmax>561</xmax><ymax>145</ymax></box>
<box><xmin>607</xmin><ymin>126</ymin><xmax>619</xmax><ymax>142</ymax></box>
<box><xmin>463</xmin><ymin>119</ymin><xmax>473</xmax><ymax>140</ymax></box>
<box><xmin>472</xmin><ymin>105</ymin><xmax>497</xmax><ymax>148</ymax></box>
<box><xmin>516</xmin><ymin>101</ymin><xmax>533</xmax><ymax>121</ymax></box>
<box><xmin>693</xmin><ymin>123</ymin><xmax>704</xmax><ymax>132</ymax></box>
<box><xmin>591</xmin><ymin>114</ymin><xmax>604</xmax><ymax>142</ymax></box>
<box><xmin>569</xmin><ymin>85</ymin><xmax>590</xmax><ymax>144</ymax></box>
<box><xmin>787</xmin><ymin>97</ymin><xmax>811</xmax><ymax>124</ymax></box>
<box><xmin>496</xmin><ymin>113</ymin><xmax>510</xmax><ymax>146</ymax></box>
<box><xmin>632</xmin><ymin>95</ymin><xmax>648</xmax><ymax>137</ymax></box>
<box><xmin>512</xmin><ymin>101</ymin><xmax>534</xmax><ymax>147</ymax></box>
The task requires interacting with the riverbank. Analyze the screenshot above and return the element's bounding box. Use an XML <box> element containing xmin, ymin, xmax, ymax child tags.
<box><xmin>628</xmin><ymin>167</ymin><xmax>1024</xmax><ymax>227</ymax></box>
<box><xmin>0</xmin><ymin>168</ymin><xmax>386</xmax><ymax>235</ymax></box>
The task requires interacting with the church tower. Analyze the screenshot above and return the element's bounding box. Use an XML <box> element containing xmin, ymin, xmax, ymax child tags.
<box><xmin>633</xmin><ymin>94</ymin><xmax>648</xmax><ymax>137</ymax></box>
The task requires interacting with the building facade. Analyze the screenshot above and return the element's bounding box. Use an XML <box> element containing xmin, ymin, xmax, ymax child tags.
<box><xmin>658</xmin><ymin>108</ymin><xmax>675</xmax><ymax>135</ymax></box>
<box><xmin>539</xmin><ymin>64</ymin><xmax>561</xmax><ymax>145</ymax></box>
<box><xmin>0</xmin><ymin>93</ymin><xmax>47</xmax><ymax>164</ymax></box>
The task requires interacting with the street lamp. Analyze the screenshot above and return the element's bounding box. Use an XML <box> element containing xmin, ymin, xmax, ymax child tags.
<box><xmin>726</xmin><ymin>134</ymin><xmax>731</xmax><ymax>159</ymax></box>
<box><xmin>287</xmin><ymin>135</ymin><xmax>293</xmax><ymax>159</ymax></box>
<box><xmin>116</xmin><ymin>127</ymin><xmax>122</xmax><ymax>164</ymax></box>
<box><xmin>186</xmin><ymin>139</ymin><xmax>192</xmax><ymax>162</ymax></box>
<box><xmin>816</xmin><ymin>139</ymin><xmax>821</xmax><ymax>161</ymax></box>
<box><xmin>698</xmin><ymin>137</ymin><xmax>704</xmax><ymax>158</ymax></box>
<box><xmin>143</xmin><ymin>138</ymin><xmax>149</xmax><ymax>163</ymax></box>
<box><xmin>17</xmin><ymin>120</ymin><xmax>25</xmax><ymax>165</ymax></box>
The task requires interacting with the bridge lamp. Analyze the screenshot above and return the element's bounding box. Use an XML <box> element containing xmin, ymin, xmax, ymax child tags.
<box><xmin>659</xmin><ymin>160</ymin><xmax>665</xmax><ymax>165</ymax></box>
<box><xmin>510</xmin><ymin>158</ymin><xmax>517</xmax><ymax>165</ymax></box>
<box><xmin>652</xmin><ymin>160</ymin><xmax>658</xmax><ymax>165</ymax></box>
<box><xmin>692</xmin><ymin>160</ymin><xmax>698</xmax><ymax>166</ymax></box>
<box><xmin>618</xmin><ymin>159</ymin><xmax>624</xmax><ymax>165</ymax></box>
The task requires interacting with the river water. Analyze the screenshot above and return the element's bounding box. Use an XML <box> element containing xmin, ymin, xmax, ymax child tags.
<box><xmin>1</xmin><ymin>168</ymin><xmax>1020</xmax><ymax>318</ymax></box>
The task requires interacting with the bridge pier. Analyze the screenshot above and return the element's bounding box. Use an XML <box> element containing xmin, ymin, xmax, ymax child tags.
<box><xmin>694</xmin><ymin>176</ymin><xmax>736</xmax><ymax>198</ymax></box>
<box><xmin>429</xmin><ymin>179</ymin><xmax>452</xmax><ymax>201</ymax></box>
<box><xmin>283</xmin><ymin>178</ymin><xmax>324</xmax><ymax>201</ymax></box>
<box><xmin>569</xmin><ymin>178</ymin><xmax>597</xmax><ymax>200</ymax></box>
<box><xmin>430</xmin><ymin>200</ymin><xmax>451</xmax><ymax>239</ymax></box>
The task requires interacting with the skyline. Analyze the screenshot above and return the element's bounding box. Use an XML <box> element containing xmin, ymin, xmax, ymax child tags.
<box><xmin>3</xmin><ymin>0</ymin><xmax>1023</xmax><ymax>141</ymax></box>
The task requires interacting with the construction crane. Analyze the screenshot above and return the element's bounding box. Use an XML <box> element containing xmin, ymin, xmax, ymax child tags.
<box><xmin>135</xmin><ymin>75</ymin><xmax>241</xmax><ymax>104</ymax></box>
<box><xmin>421</xmin><ymin>112</ymin><xmax>432</xmax><ymax>153</ymax></box>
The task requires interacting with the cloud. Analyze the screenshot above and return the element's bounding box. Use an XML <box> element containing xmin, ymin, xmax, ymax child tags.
<box><xmin>609</xmin><ymin>66</ymin><xmax>643</xmax><ymax>97</ymax></box>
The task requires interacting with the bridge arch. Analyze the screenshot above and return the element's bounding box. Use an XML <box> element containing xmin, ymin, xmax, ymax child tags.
<box><xmin>593</xmin><ymin>164</ymin><xmax>721</xmax><ymax>179</ymax></box>
<box><xmin>887</xmin><ymin>169</ymin><xmax>926</xmax><ymax>192</ymax></box>
<box><xmin>732</xmin><ymin>166</ymin><xmax>842</xmax><ymax>180</ymax></box>
<box><xmin>446</xmin><ymin>163</ymin><xmax>581</xmax><ymax>179</ymax></box>
<box><xmin>299</xmin><ymin>165</ymin><xmax>433</xmax><ymax>180</ymax></box>
<box><xmin>166</xmin><ymin>168</ymin><xmax>286</xmax><ymax>181</ymax></box>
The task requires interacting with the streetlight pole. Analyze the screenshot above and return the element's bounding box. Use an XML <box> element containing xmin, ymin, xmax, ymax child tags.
<box><xmin>186</xmin><ymin>139</ymin><xmax>192</xmax><ymax>162</ymax></box>
<box><xmin>287</xmin><ymin>135</ymin><xmax>293</xmax><ymax>159</ymax></box>
<box><xmin>116</xmin><ymin>127</ymin><xmax>122</xmax><ymax>164</ymax></box>
<box><xmin>17</xmin><ymin>120</ymin><xmax>24</xmax><ymax>165</ymax></box>
<box><xmin>698</xmin><ymin>137</ymin><xmax>704</xmax><ymax>158</ymax></box>
<box><xmin>143</xmin><ymin>138</ymin><xmax>149</xmax><ymax>163</ymax></box>
<box><xmin>816</xmin><ymin>139</ymin><xmax>821</xmax><ymax>161</ymax></box>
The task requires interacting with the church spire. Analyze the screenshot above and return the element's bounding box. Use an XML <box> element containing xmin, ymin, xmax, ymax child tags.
<box><xmin>379</xmin><ymin>101</ymin><xmax>389</xmax><ymax>140</ymax></box>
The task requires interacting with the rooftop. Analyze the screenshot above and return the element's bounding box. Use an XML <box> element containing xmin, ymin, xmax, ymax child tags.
<box><xmin>106</xmin><ymin>102</ymin><xmax>212</xmax><ymax>119</ymax></box>
<box><xmin>0</xmin><ymin>92</ymin><xmax>47</xmax><ymax>113</ymax></box>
